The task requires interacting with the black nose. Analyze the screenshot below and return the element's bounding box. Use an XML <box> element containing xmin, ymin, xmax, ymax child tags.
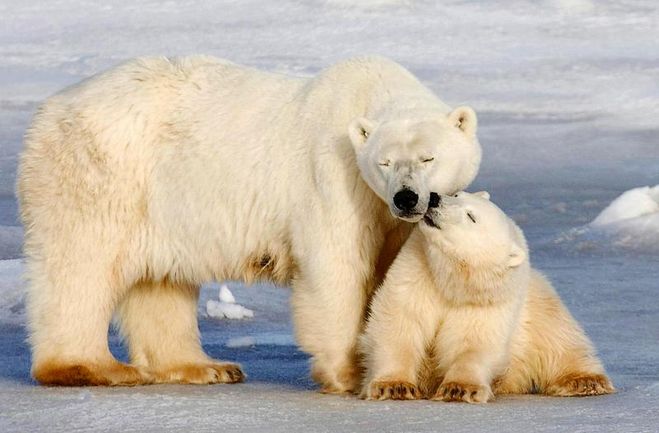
<box><xmin>393</xmin><ymin>189</ymin><xmax>419</xmax><ymax>211</ymax></box>
<box><xmin>429</xmin><ymin>192</ymin><xmax>441</xmax><ymax>208</ymax></box>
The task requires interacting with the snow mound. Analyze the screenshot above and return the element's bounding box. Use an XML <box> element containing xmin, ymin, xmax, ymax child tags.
<box><xmin>555</xmin><ymin>185</ymin><xmax>659</xmax><ymax>253</ymax></box>
<box><xmin>206</xmin><ymin>284</ymin><xmax>254</xmax><ymax>320</ymax></box>
<box><xmin>591</xmin><ymin>186</ymin><xmax>659</xmax><ymax>227</ymax></box>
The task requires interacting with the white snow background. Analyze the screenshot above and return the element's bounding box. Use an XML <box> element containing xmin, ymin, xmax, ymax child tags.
<box><xmin>0</xmin><ymin>1</ymin><xmax>658</xmax><ymax>432</ymax></box>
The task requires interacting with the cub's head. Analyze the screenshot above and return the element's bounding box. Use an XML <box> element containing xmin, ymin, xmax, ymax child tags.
<box><xmin>420</xmin><ymin>191</ymin><xmax>527</xmax><ymax>271</ymax></box>
<box><xmin>348</xmin><ymin>107</ymin><xmax>482</xmax><ymax>222</ymax></box>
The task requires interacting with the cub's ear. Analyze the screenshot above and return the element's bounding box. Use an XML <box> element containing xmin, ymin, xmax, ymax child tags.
<box><xmin>348</xmin><ymin>117</ymin><xmax>376</xmax><ymax>151</ymax></box>
<box><xmin>508</xmin><ymin>243</ymin><xmax>526</xmax><ymax>268</ymax></box>
<box><xmin>473</xmin><ymin>191</ymin><xmax>490</xmax><ymax>200</ymax></box>
<box><xmin>448</xmin><ymin>106</ymin><xmax>477</xmax><ymax>137</ymax></box>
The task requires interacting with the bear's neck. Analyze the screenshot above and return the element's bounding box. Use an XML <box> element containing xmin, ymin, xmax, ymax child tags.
<box><xmin>424</xmin><ymin>245</ymin><xmax>529</xmax><ymax>307</ymax></box>
<box><xmin>300</xmin><ymin>60</ymin><xmax>452</xmax><ymax>128</ymax></box>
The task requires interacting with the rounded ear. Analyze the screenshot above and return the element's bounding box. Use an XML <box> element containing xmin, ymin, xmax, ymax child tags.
<box><xmin>448</xmin><ymin>106</ymin><xmax>477</xmax><ymax>137</ymax></box>
<box><xmin>473</xmin><ymin>191</ymin><xmax>490</xmax><ymax>200</ymax></box>
<box><xmin>348</xmin><ymin>117</ymin><xmax>375</xmax><ymax>151</ymax></box>
<box><xmin>508</xmin><ymin>243</ymin><xmax>526</xmax><ymax>268</ymax></box>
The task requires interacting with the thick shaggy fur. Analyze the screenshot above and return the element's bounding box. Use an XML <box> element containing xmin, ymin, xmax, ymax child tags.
<box><xmin>360</xmin><ymin>192</ymin><xmax>614</xmax><ymax>402</ymax></box>
<box><xmin>17</xmin><ymin>56</ymin><xmax>481</xmax><ymax>390</ymax></box>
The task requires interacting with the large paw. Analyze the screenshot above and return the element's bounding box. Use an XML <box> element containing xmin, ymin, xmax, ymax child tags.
<box><xmin>546</xmin><ymin>373</ymin><xmax>615</xmax><ymax>397</ymax></box>
<box><xmin>363</xmin><ymin>380</ymin><xmax>420</xmax><ymax>400</ymax></box>
<box><xmin>153</xmin><ymin>362</ymin><xmax>245</xmax><ymax>385</ymax></box>
<box><xmin>33</xmin><ymin>360</ymin><xmax>154</xmax><ymax>386</ymax></box>
<box><xmin>433</xmin><ymin>381</ymin><xmax>493</xmax><ymax>403</ymax></box>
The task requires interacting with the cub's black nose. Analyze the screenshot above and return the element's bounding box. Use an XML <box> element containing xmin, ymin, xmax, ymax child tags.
<box><xmin>429</xmin><ymin>192</ymin><xmax>441</xmax><ymax>208</ymax></box>
<box><xmin>393</xmin><ymin>189</ymin><xmax>419</xmax><ymax>211</ymax></box>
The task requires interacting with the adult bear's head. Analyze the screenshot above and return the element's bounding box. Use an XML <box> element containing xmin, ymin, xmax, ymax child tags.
<box><xmin>348</xmin><ymin>107</ymin><xmax>482</xmax><ymax>222</ymax></box>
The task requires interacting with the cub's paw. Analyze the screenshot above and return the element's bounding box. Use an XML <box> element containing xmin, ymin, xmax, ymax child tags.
<box><xmin>433</xmin><ymin>381</ymin><xmax>493</xmax><ymax>403</ymax></box>
<box><xmin>154</xmin><ymin>362</ymin><xmax>245</xmax><ymax>385</ymax></box>
<box><xmin>363</xmin><ymin>380</ymin><xmax>420</xmax><ymax>400</ymax></box>
<box><xmin>546</xmin><ymin>373</ymin><xmax>615</xmax><ymax>397</ymax></box>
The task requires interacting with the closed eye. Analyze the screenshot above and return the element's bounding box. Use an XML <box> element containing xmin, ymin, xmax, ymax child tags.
<box><xmin>379</xmin><ymin>160</ymin><xmax>391</xmax><ymax>167</ymax></box>
<box><xmin>467</xmin><ymin>212</ymin><xmax>476</xmax><ymax>223</ymax></box>
<box><xmin>421</xmin><ymin>157</ymin><xmax>434</xmax><ymax>163</ymax></box>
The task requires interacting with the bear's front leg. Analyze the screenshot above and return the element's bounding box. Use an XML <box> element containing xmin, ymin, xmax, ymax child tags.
<box><xmin>359</xmin><ymin>271</ymin><xmax>435</xmax><ymax>400</ymax></box>
<box><xmin>287</xmin><ymin>190</ymin><xmax>409</xmax><ymax>394</ymax></box>
<box><xmin>291</xmin><ymin>268</ymin><xmax>366</xmax><ymax>394</ymax></box>
<box><xmin>289</xmin><ymin>224</ymin><xmax>379</xmax><ymax>395</ymax></box>
<box><xmin>433</xmin><ymin>351</ymin><xmax>495</xmax><ymax>404</ymax></box>
<box><xmin>435</xmin><ymin>381</ymin><xmax>492</xmax><ymax>403</ymax></box>
<box><xmin>365</xmin><ymin>380</ymin><xmax>420</xmax><ymax>400</ymax></box>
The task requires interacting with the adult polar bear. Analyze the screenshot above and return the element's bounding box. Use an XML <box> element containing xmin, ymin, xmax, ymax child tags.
<box><xmin>18</xmin><ymin>56</ymin><xmax>482</xmax><ymax>391</ymax></box>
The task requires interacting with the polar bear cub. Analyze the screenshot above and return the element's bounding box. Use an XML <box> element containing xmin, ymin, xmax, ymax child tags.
<box><xmin>360</xmin><ymin>191</ymin><xmax>614</xmax><ymax>402</ymax></box>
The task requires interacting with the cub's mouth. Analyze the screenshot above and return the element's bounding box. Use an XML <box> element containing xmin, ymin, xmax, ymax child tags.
<box><xmin>423</xmin><ymin>192</ymin><xmax>442</xmax><ymax>229</ymax></box>
<box><xmin>423</xmin><ymin>213</ymin><xmax>440</xmax><ymax>229</ymax></box>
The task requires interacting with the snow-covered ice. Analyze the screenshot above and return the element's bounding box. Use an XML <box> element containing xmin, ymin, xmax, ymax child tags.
<box><xmin>1</xmin><ymin>0</ymin><xmax>658</xmax><ymax>432</ymax></box>
<box><xmin>555</xmin><ymin>185</ymin><xmax>659</xmax><ymax>253</ymax></box>
<box><xmin>591</xmin><ymin>185</ymin><xmax>659</xmax><ymax>228</ymax></box>
<box><xmin>226</xmin><ymin>334</ymin><xmax>294</xmax><ymax>348</ymax></box>
<box><xmin>206</xmin><ymin>285</ymin><xmax>255</xmax><ymax>320</ymax></box>
<box><xmin>219</xmin><ymin>285</ymin><xmax>236</xmax><ymax>304</ymax></box>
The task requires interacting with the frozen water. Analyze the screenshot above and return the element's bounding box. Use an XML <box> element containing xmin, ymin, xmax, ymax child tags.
<box><xmin>1</xmin><ymin>0</ymin><xmax>658</xmax><ymax>432</ymax></box>
<box><xmin>0</xmin><ymin>259</ymin><xmax>24</xmax><ymax>326</ymax></box>
<box><xmin>226</xmin><ymin>334</ymin><xmax>294</xmax><ymax>348</ymax></box>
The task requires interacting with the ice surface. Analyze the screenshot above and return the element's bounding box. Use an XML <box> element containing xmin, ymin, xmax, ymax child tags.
<box><xmin>0</xmin><ymin>226</ymin><xmax>22</xmax><ymax>260</ymax></box>
<box><xmin>0</xmin><ymin>0</ymin><xmax>658</xmax><ymax>432</ymax></box>
<box><xmin>0</xmin><ymin>259</ymin><xmax>24</xmax><ymax>326</ymax></box>
<box><xmin>226</xmin><ymin>333</ymin><xmax>294</xmax><ymax>348</ymax></box>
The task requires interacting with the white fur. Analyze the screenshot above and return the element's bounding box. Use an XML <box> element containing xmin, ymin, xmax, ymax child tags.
<box><xmin>360</xmin><ymin>192</ymin><xmax>613</xmax><ymax>402</ymax></box>
<box><xmin>17</xmin><ymin>55</ymin><xmax>482</xmax><ymax>389</ymax></box>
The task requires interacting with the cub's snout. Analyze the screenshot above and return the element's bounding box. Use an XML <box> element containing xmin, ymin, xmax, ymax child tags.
<box><xmin>428</xmin><ymin>192</ymin><xmax>441</xmax><ymax>208</ymax></box>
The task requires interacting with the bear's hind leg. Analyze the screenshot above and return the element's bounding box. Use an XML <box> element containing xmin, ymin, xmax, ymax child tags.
<box><xmin>545</xmin><ymin>372</ymin><xmax>614</xmax><ymax>397</ymax></box>
<box><xmin>28</xmin><ymin>260</ymin><xmax>152</xmax><ymax>386</ymax></box>
<box><xmin>514</xmin><ymin>273</ymin><xmax>614</xmax><ymax>397</ymax></box>
<box><xmin>116</xmin><ymin>279</ymin><xmax>244</xmax><ymax>385</ymax></box>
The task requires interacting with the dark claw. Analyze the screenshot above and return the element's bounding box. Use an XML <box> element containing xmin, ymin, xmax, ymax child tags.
<box><xmin>228</xmin><ymin>366</ymin><xmax>244</xmax><ymax>383</ymax></box>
